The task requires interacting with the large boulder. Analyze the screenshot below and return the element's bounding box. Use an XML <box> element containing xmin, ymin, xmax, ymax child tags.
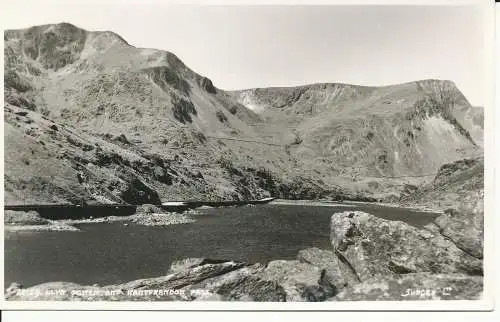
<box><xmin>168</xmin><ymin>258</ymin><xmax>218</xmax><ymax>273</ymax></box>
<box><xmin>259</xmin><ymin>260</ymin><xmax>336</xmax><ymax>301</ymax></box>
<box><xmin>334</xmin><ymin>273</ymin><xmax>483</xmax><ymax>301</ymax></box>
<box><xmin>331</xmin><ymin>211</ymin><xmax>483</xmax><ymax>283</ymax></box>
<box><xmin>428</xmin><ymin>190</ymin><xmax>484</xmax><ymax>259</ymax></box>
<box><xmin>185</xmin><ymin>263</ymin><xmax>287</xmax><ymax>301</ymax></box>
<box><xmin>121</xmin><ymin>260</ymin><xmax>246</xmax><ymax>290</ymax></box>
<box><xmin>297</xmin><ymin>247</ymin><xmax>347</xmax><ymax>293</ymax></box>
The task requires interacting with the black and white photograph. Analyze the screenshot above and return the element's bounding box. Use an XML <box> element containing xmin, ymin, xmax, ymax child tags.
<box><xmin>0</xmin><ymin>0</ymin><xmax>495</xmax><ymax>311</ymax></box>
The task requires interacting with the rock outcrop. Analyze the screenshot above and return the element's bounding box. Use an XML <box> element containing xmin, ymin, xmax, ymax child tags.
<box><xmin>428</xmin><ymin>192</ymin><xmax>484</xmax><ymax>259</ymax></box>
<box><xmin>334</xmin><ymin>273</ymin><xmax>483</xmax><ymax>301</ymax></box>
<box><xmin>296</xmin><ymin>247</ymin><xmax>347</xmax><ymax>293</ymax></box>
<box><xmin>117</xmin><ymin>176</ymin><xmax>162</xmax><ymax>205</ymax></box>
<box><xmin>331</xmin><ymin>211</ymin><xmax>482</xmax><ymax>283</ymax></box>
<box><xmin>400</xmin><ymin>157</ymin><xmax>484</xmax><ymax>211</ymax></box>
<box><xmin>183</xmin><ymin>263</ymin><xmax>287</xmax><ymax>301</ymax></box>
<box><xmin>328</xmin><ymin>205</ymin><xmax>483</xmax><ymax>301</ymax></box>
<box><xmin>259</xmin><ymin>260</ymin><xmax>335</xmax><ymax>301</ymax></box>
<box><xmin>6</xmin><ymin>259</ymin><xmax>287</xmax><ymax>301</ymax></box>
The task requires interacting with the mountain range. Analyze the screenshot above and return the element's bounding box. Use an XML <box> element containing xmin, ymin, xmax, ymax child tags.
<box><xmin>3</xmin><ymin>23</ymin><xmax>484</xmax><ymax>205</ymax></box>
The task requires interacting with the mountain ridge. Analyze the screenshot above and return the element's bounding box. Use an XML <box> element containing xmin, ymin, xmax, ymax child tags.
<box><xmin>3</xmin><ymin>23</ymin><xmax>483</xmax><ymax>205</ymax></box>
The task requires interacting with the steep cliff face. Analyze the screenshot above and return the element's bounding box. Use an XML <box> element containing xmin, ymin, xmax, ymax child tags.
<box><xmin>232</xmin><ymin>80</ymin><xmax>481</xmax><ymax>179</ymax></box>
<box><xmin>400</xmin><ymin>157</ymin><xmax>484</xmax><ymax>211</ymax></box>
<box><xmin>4</xmin><ymin>23</ymin><xmax>483</xmax><ymax>204</ymax></box>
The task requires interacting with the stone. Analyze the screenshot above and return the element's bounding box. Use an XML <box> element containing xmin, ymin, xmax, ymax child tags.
<box><xmin>334</xmin><ymin>273</ymin><xmax>483</xmax><ymax>301</ymax></box>
<box><xmin>297</xmin><ymin>247</ymin><xmax>347</xmax><ymax>293</ymax></box>
<box><xmin>114</xmin><ymin>134</ymin><xmax>130</xmax><ymax>144</ymax></box>
<box><xmin>330</xmin><ymin>211</ymin><xmax>483</xmax><ymax>283</ymax></box>
<box><xmin>199</xmin><ymin>77</ymin><xmax>217</xmax><ymax>94</ymax></box>
<box><xmin>185</xmin><ymin>264</ymin><xmax>287</xmax><ymax>301</ymax></box>
<box><xmin>430</xmin><ymin>191</ymin><xmax>484</xmax><ymax>259</ymax></box>
<box><xmin>121</xmin><ymin>260</ymin><xmax>246</xmax><ymax>290</ymax></box>
<box><xmin>169</xmin><ymin>258</ymin><xmax>228</xmax><ymax>273</ymax></box>
<box><xmin>6</xmin><ymin>260</ymin><xmax>250</xmax><ymax>301</ymax></box>
<box><xmin>259</xmin><ymin>260</ymin><xmax>336</xmax><ymax>301</ymax></box>
<box><xmin>5</xmin><ymin>282</ymin><xmax>23</xmax><ymax>299</ymax></box>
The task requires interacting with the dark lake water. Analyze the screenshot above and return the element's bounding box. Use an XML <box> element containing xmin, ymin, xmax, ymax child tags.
<box><xmin>4</xmin><ymin>204</ymin><xmax>438</xmax><ymax>287</ymax></box>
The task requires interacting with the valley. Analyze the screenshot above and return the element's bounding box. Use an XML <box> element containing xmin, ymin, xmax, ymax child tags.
<box><xmin>4</xmin><ymin>23</ymin><xmax>483</xmax><ymax>207</ymax></box>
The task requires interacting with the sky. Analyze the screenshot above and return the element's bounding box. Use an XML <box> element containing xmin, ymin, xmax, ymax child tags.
<box><xmin>1</xmin><ymin>2</ymin><xmax>486</xmax><ymax>105</ymax></box>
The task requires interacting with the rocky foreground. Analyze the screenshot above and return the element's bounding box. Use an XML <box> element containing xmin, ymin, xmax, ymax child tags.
<box><xmin>6</xmin><ymin>203</ymin><xmax>483</xmax><ymax>301</ymax></box>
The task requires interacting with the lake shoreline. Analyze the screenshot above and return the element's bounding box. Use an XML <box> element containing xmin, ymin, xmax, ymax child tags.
<box><xmin>4</xmin><ymin>200</ymin><xmax>442</xmax><ymax>232</ymax></box>
<box><xmin>5</xmin><ymin>208</ymin><xmax>482</xmax><ymax>301</ymax></box>
<box><xmin>5</xmin><ymin>210</ymin><xmax>201</xmax><ymax>232</ymax></box>
<box><xmin>4</xmin><ymin>222</ymin><xmax>80</xmax><ymax>232</ymax></box>
<box><xmin>270</xmin><ymin>199</ymin><xmax>443</xmax><ymax>214</ymax></box>
<box><xmin>342</xmin><ymin>200</ymin><xmax>444</xmax><ymax>214</ymax></box>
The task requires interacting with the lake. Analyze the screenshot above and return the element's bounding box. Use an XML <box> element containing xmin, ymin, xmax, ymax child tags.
<box><xmin>4</xmin><ymin>203</ymin><xmax>439</xmax><ymax>287</ymax></box>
